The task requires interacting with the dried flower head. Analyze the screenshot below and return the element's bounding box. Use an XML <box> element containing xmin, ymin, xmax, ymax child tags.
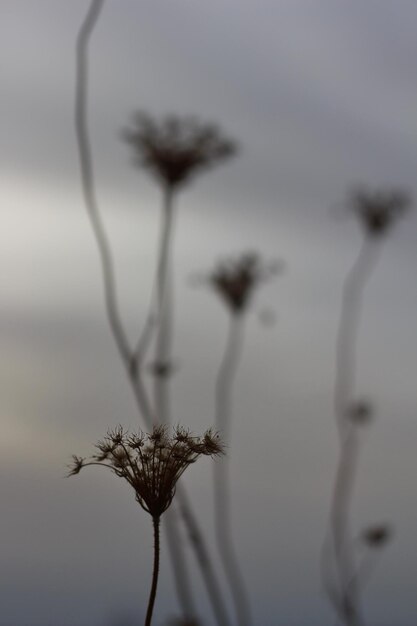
<box><xmin>362</xmin><ymin>524</ymin><xmax>392</xmax><ymax>548</ymax></box>
<box><xmin>349</xmin><ymin>187</ymin><xmax>410</xmax><ymax>237</ymax></box>
<box><xmin>207</xmin><ymin>252</ymin><xmax>281</xmax><ymax>314</ymax></box>
<box><xmin>69</xmin><ymin>425</ymin><xmax>224</xmax><ymax>518</ymax></box>
<box><xmin>122</xmin><ymin>112</ymin><xmax>237</xmax><ymax>190</ymax></box>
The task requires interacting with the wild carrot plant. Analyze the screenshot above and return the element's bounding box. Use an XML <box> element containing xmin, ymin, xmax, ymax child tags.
<box><xmin>70</xmin><ymin>425</ymin><xmax>224</xmax><ymax>626</ymax></box>
<box><xmin>75</xmin><ymin>2</ymin><xmax>236</xmax><ymax>622</ymax></box>
<box><xmin>122</xmin><ymin>112</ymin><xmax>237</xmax><ymax>623</ymax></box>
<box><xmin>202</xmin><ymin>252</ymin><xmax>280</xmax><ymax>626</ymax></box>
<box><xmin>322</xmin><ymin>187</ymin><xmax>410</xmax><ymax>626</ymax></box>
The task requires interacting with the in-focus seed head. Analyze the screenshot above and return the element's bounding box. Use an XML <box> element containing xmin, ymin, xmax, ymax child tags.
<box><xmin>68</xmin><ymin>455</ymin><xmax>85</xmax><ymax>476</ymax></box>
<box><xmin>122</xmin><ymin>112</ymin><xmax>237</xmax><ymax>190</ymax></box>
<box><xmin>348</xmin><ymin>186</ymin><xmax>411</xmax><ymax>237</ymax></box>
<box><xmin>69</xmin><ymin>425</ymin><xmax>224</xmax><ymax>518</ymax></box>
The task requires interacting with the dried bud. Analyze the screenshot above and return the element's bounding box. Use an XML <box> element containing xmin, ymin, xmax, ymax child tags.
<box><xmin>346</xmin><ymin>399</ymin><xmax>373</xmax><ymax>426</ymax></box>
<box><xmin>362</xmin><ymin>524</ymin><xmax>392</xmax><ymax>548</ymax></box>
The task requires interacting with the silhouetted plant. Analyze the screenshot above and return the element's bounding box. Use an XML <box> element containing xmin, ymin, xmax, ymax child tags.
<box><xmin>70</xmin><ymin>425</ymin><xmax>224</xmax><ymax>626</ymax></box>
<box><xmin>122</xmin><ymin>111</ymin><xmax>237</xmax><ymax>623</ymax></box>
<box><xmin>75</xmin><ymin>4</ymin><xmax>235</xmax><ymax>621</ymax></box>
<box><xmin>122</xmin><ymin>112</ymin><xmax>237</xmax><ymax>421</ymax></box>
<box><xmin>202</xmin><ymin>252</ymin><xmax>280</xmax><ymax>626</ymax></box>
<box><xmin>208</xmin><ymin>252</ymin><xmax>281</xmax><ymax>315</ymax></box>
<box><xmin>348</xmin><ymin>187</ymin><xmax>410</xmax><ymax>238</ymax></box>
<box><xmin>123</xmin><ymin>113</ymin><xmax>236</xmax><ymax>191</ymax></box>
<box><xmin>322</xmin><ymin>186</ymin><xmax>411</xmax><ymax>626</ymax></box>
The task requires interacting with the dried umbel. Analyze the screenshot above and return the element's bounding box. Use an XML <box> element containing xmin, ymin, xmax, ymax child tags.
<box><xmin>70</xmin><ymin>424</ymin><xmax>224</xmax><ymax>517</ymax></box>
<box><xmin>349</xmin><ymin>187</ymin><xmax>410</xmax><ymax>237</ymax></box>
<box><xmin>70</xmin><ymin>425</ymin><xmax>223</xmax><ymax>625</ymax></box>
<box><xmin>123</xmin><ymin>112</ymin><xmax>237</xmax><ymax>190</ymax></box>
<box><xmin>208</xmin><ymin>252</ymin><xmax>281</xmax><ymax>314</ymax></box>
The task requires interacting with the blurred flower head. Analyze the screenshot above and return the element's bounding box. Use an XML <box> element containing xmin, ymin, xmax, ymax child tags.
<box><xmin>70</xmin><ymin>425</ymin><xmax>224</xmax><ymax>518</ymax></box>
<box><xmin>348</xmin><ymin>187</ymin><xmax>411</xmax><ymax>237</ymax></box>
<box><xmin>362</xmin><ymin>524</ymin><xmax>392</xmax><ymax>549</ymax></box>
<box><xmin>206</xmin><ymin>252</ymin><xmax>282</xmax><ymax>315</ymax></box>
<box><xmin>123</xmin><ymin>112</ymin><xmax>237</xmax><ymax>190</ymax></box>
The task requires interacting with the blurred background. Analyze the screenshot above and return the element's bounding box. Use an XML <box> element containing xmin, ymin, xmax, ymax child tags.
<box><xmin>1</xmin><ymin>1</ymin><xmax>417</xmax><ymax>624</ymax></box>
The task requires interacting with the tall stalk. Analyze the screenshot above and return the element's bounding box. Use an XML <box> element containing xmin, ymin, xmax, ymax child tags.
<box><xmin>145</xmin><ymin>516</ymin><xmax>161</xmax><ymax>626</ymax></box>
<box><xmin>206</xmin><ymin>252</ymin><xmax>278</xmax><ymax>626</ymax></box>
<box><xmin>214</xmin><ymin>315</ymin><xmax>252</xmax><ymax>626</ymax></box>
<box><xmin>74</xmin><ymin>3</ymin><xmax>234</xmax><ymax>624</ymax></box>
<box><xmin>323</xmin><ymin>187</ymin><xmax>410</xmax><ymax>625</ymax></box>
<box><xmin>153</xmin><ymin>186</ymin><xmax>175</xmax><ymax>424</ymax></box>
<box><xmin>324</xmin><ymin>241</ymin><xmax>378</xmax><ymax>626</ymax></box>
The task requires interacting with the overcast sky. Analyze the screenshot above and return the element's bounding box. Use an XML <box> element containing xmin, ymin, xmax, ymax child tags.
<box><xmin>1</xmin><ymin>2</ymin><xmax>417</xmax><ymax>625</ymax></box>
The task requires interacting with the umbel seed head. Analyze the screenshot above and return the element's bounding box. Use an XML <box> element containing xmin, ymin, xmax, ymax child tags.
<box><xmin>123</xmin><ymin>112</ymin><xmax>237</xmax><ymax>190</ymax></box>
<box><xmin>207</xmin><ymin>252</ymin><xmax>282</xmax><ymax>314</ymax></box>
<box><xmin>69</xmin><ymin>425</ymin><xmax>224</xmax><ymax>518</ymax></box>
<box><xmin>348</xmin><ymin>186</ymin><xmax>411</xmax><ymax>237</ymax></box>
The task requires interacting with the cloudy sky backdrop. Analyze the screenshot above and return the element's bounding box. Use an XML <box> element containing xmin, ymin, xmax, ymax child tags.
<box><xmin>2</xmin><ymin>1</ymin><xmax>417</xmax><ymax>624</ymax></box>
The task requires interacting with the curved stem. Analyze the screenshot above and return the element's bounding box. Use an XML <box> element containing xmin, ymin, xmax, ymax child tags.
<box><xmin>75</xmin><ymin>0</ymin><xmax>131</xmax><ymax>366</ymax></box>
<box><xmin>75</xmin><ymin>7</ymin><xmax>227</xmax><ymax>623</ymax></box>
<box><xmin>324</xmin><ymin>237</ymin><xmax>380</xmax><ymax>626</ymax></box>
<box><xmin>145</xmin><ymin>516</ymin><xmax>160</xmax><ymax>626</ymax></box>
<box><xmin>214</xmin><ymin>315</ymin><xmax>252</xmax><ymax>626</ymax></box>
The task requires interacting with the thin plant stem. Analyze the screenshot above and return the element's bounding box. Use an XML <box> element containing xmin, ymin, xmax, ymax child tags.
<box><xmin>325</xmin><ymin>238</ymin><xmax>380</xmax><ymax>626</ymax></box>
<box><xmin>164</xmin><ymin>506</ymin><xmax>197</xmax><ymax>620</ymax></box>
<box><xmin>75</xmin><ymin>0</ymin><xmax>130</xmax><ymax>366</ymax></box>
<box><xmin>150</xmin><ymin>186</ymin><xmax>197</xmax><ymax>619</ymax></box>
<box><xmin>154</xmin><ymin>186</ymin><xmax>175</xmax><ymax>424</ymax></box>
<box><xmin>177</xmin><ymin>487</ymin><xmax>232</xmax><ymax>626</ymax></box>
<box><xmin>145</xmin><ymin>516</ymin><xmax>161</xmax><ymax>626</ymax></box>
<box><xmin>214</xmin><ymin>314</ymin><xmax>252</xmax><ymax>626</ymax></box>
<box><xmin>75</xmin><ymin>4</ymin><xmax>228</xmax><ymax>623</ymax></box>
<box><xmin>334</xmin><ymin>240</ymin><xmax>380</xmax><ymax>433</ymax></box>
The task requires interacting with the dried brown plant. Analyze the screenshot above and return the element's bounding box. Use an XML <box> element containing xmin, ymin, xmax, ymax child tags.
<box><xmin>208</xmin><ymin>252</ymin><xmax>280</xmax><ymax>315</ymax></box>
<box><xmin>75</xmin><ymin>2</ymin><xmax>236</xmax><ymax>623</ymax></box>
<box><xmin>123</xmin><ymin>112</ymin><xmax>237</xmax><ymax>191</ymax></box>
<box><xmin>70</xmin><ymin>425</ymin><xmax>224</xmax><ymax>626</ymax></box>
<box><xmin>122</xmin><ymin>112</ymin><xmax>237</xmax><ymax>624</ymax></box>
<box><xmin>348</xmin><ymin>187</ymin><xmax>410</xmax><ymax>237</ymax></box>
